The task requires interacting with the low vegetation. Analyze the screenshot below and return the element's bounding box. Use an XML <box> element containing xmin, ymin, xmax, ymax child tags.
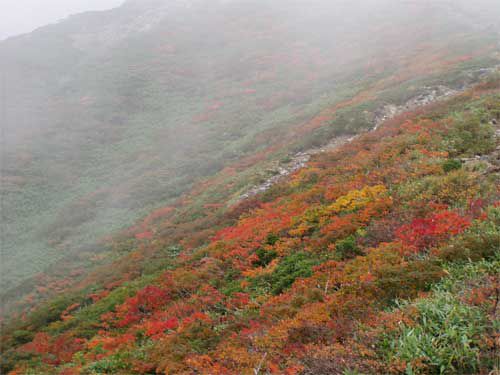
<box><xmin>2</xmin><ymin>78</ymin><xmax>498</xmax><ymax>374</ymax></box>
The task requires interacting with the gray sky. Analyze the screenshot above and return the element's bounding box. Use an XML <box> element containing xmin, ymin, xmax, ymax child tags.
<box><xmin>0</xmin><ymin>0</ymin><xmax>125</xmax><ymax>40</ymax></box>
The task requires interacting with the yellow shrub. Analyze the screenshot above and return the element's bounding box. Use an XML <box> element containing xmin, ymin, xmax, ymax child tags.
<box><xmin>328</xmin><ymin>185</ymin><xmax>388</xmax><ymax>213</ymax></box>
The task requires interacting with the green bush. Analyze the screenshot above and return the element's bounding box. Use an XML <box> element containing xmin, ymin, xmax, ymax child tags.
<box><xmin>375</xmin><ymin>260</ymin><xmax>444</xmax><ymax>303</ymax></box>
<box><xmin>438</xmin><ymin>207</ymin><xmax>500</xmax><ymax>262</ymax></box>
<box><xmin>391</xmin><ymin>291</ymin><xmax>487</xmax><ymax>374</ymax></box>
<box><xmin>11</xmin><ymin>330</ymin><xmax>34</xmax><ymax>345</ymax></box>
<box><xmin>265</xmin><ymin>233</ymin><xmax>280</xmax><ymax>246</ymax></box>
<box><xmin>398</xmin><ymin>169</ymin><xmax>479</xmax><ymax>207</ymax></box>
<box><xmin>268</xmin><ymin>252</ymin><xmax>318</xmax><ymax>295</ymax></box>
<box><xmin>441</xmin><ymin>159</ymin><xmax>461</xmax><ymax>173</ymax></box>
<box><xmin>444</xmin><ymin>114</ymin><xmax>495</xmax><ymax>157</ymax></box>
<box><xmin>335</xmin><ymin>236</ymin><xmax>363</xmax><ymax>260</ymax></box>
<box><xmin>382</xmin><ymin>257</ymin><xmax>500</xmax><ymax>374</ymax></box>
<box><xmin>84</xmin><ymin>352</ymin><xmax>132</xmax><ymax>374</ymax></box>
<box><xmin>437</xmin><ymin>258</ymin><xmax>499</xmax><ymax>295</ymax></box>
<box><xmin>253</xmin><ymin>248</ymin><xmax>278</xmax><ymax>267</ymax></box>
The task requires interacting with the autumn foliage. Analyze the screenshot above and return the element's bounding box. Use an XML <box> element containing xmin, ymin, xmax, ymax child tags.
<box><xmin>2</xmin><ymin>85</ymin><xmax>499</xmax><ymax>375</ymax></box>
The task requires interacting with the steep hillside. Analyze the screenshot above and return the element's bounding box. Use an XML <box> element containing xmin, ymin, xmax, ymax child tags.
<box><xmin>1</xmin><ymin>1</ymin><xmax>500</xmax><ymax>373</ymax></box>
<box><xmin>1</xmin><ymin>0</ymin><xmax>500</xmax><ymax>313</ymax></box>
<box><xmin>2</xmin><ymin>75</ymin><xmax>499</xmax><ymax>374</ymax></box>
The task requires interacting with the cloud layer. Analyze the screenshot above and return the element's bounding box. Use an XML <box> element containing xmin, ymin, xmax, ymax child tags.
<box><xmin>1</xmin><ymin>0</ymin><xmax>125</xmax><ymax>40</ymax></box>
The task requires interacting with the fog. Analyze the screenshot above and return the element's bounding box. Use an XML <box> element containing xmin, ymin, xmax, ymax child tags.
<box><xmin>3</xmin><ymin>0</ymin><xmax>497</xmax><ymax>43</ymax></box>
<box><xmin>0</xmin><ymin>0</ymin><xmax>125</xmax><ymax>40</ymax></box>
<box><xmin>1</xmin><ymin>0</ymin><xmax>499</xmax><ymax>318</ymax></box>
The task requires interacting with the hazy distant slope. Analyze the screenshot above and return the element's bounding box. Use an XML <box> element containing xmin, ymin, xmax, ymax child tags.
<box><xmin>1</xmin><ymin>0</ymin><xmax>499</xmax><ymax>297</ymax></box>
<box><xmin>2</xmin><ymin>72</ymin><xmax>498</xmax><ymax>375</ymax></box>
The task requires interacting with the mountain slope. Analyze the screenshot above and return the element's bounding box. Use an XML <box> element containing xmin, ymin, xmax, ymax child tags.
<box><xmin>2</xmin><ymin>75</ymin><xmax>499</xmax><ymax>374</ymax></box>
<box><xmin>2</xmin><ymin>1</ymin><xmax>500</xmax><ymax>373</ymax></box>
<box><xmin>2</xmin><ymin>0</ymin><xmax>500</xmax><ymax>307</ymax></box>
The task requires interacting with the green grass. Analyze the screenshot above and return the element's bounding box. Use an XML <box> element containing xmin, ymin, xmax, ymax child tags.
<box><xmin>383</xmin><ymin>257</ymin><xmax>500</xmax><ymax>374</ymax></box>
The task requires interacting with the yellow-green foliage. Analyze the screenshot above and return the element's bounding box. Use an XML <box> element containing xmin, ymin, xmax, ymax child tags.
<box><xmin>328</xmin><ymin>185</ymin><xmax>388</xmax><ymax>213</ymax></box>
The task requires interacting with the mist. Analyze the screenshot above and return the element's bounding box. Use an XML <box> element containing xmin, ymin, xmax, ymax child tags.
<box><xmin>1</xmin><ymin>1</ymin><xmax>500</xmax><ymax>373</ymax></box>
<box><xmin>1</xmin><ymin>0</ymin><xmax>499</xmax><ymax>322</ymax></box>
<box><xmin>0</xmin><ymin>0</ymin><xmax>125</xmax><ymax>40</ymax></box>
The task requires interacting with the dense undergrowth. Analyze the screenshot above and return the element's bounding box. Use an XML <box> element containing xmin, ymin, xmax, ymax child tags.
<box><xmin>2</xmin><ymin>77</ymin><xmax>499</xmax><ymax>374</ymax></box>
<box><xmin>3</xmin><ymin>0</ymin><xmax>500</xmax><ymax>318</ymax></box>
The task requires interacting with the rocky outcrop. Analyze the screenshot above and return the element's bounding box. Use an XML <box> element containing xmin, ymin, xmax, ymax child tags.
<box><xmin>238</xmin><ymin>67</ymin><xmax>500</xmax><ymax>201</ymax></box>
<box><xmin>239</xmin><ymin>135</ymin><xmax>353</xmax><ymax>200</ymax></box>
<box><xmin>373</xmin><ymin>86</ymin><xmax>459</xmax><ymax>130</ymax></box>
